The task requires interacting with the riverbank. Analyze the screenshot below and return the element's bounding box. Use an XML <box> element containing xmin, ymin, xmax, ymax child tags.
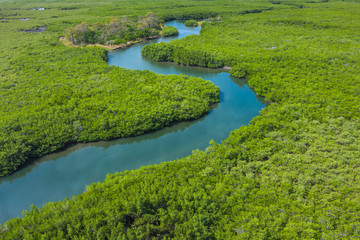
<box><xmin>0</xmin><ymin>20</ymin><xmax>262</xmax><ymax>224</ymax></box>
<box><xmin>59</xmin><ymin>35</ymin><xmax>161</xmax><ymax>50</ymax></box>
<box><xmin>0</xmin><ymin>18</ymin><xmax>220</xmax><ymax>178</ymax></box>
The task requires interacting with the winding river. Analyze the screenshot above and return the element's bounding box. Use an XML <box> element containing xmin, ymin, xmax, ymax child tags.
<box><xmin>0</xmin><ymin>21</ymin><xmax>265</xmax><ymax>224</ymax></box>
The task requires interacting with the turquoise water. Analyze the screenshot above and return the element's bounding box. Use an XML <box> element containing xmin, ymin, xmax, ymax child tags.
<box><xmin>0</xmin><ymin>21</ymin><xmax>265</xmax><ymax>224</ymax></box>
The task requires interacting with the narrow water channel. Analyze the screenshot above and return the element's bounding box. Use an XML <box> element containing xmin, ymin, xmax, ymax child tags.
<box><xmin>0</xmin><ymin>21</ymin><xmax>265</xmax><ymax>224</ymax></box>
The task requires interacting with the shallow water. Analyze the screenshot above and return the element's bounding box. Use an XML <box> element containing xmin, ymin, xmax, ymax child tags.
<box><xmin>0</xmin><ymin>21</ymin><xmax>265</xmax><ymax>224</ymax></box>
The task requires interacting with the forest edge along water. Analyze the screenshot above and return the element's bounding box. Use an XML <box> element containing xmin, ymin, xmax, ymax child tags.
<box><xmin>0</xmin><ymin>21</ymin><xmax>265</xmax><ymax>224</ymax></box>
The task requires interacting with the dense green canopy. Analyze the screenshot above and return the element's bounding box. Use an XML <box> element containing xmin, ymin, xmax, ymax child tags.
<box><xmin>1</xmin><ymin>0</ymin><xmax>360</xmax><ymax>239</ymax></box>
<box><xmin>0</xmin><ymin>4</ymin><xmax>220</xmax><ymax>177</ymax></box>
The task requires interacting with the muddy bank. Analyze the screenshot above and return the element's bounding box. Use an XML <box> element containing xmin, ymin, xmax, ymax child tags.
<box><xmin>59</xmin><ymin>35</ymin><xmax>160</xmax><ymax>50</ymax></box>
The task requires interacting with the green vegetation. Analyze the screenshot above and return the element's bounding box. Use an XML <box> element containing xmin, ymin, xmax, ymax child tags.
<box><xmin>65</xmin><ymin>12</ymin><xmax>161</xmax><ymax>46</ymax></box>
<box><xmin>161</xmin><ymin>26</ymin><xmax>179</xmax><ymax>37</ymax></box>
<box><xmin>142</xmin><ymin>41</ymin><xmax>225</xmax><ymax>68</ymax></box>
<box><xmin>0</xmin><ymin>1</ymin><xmax>224</xmax><ymax>177</ymax></box>
<box><xmin>0</xmin><ymin>48</ymin><xmax>219</xmax><ymax>176</ymax></box>
<box><xmin>184</xmin><ymin>19</ymin><xmax>198</xmax><ymax>27</ymax></box>
<box><xmin>2</xmin><ymin>0</ymin><xmax>360</xmax><ymax>239</ymax></box>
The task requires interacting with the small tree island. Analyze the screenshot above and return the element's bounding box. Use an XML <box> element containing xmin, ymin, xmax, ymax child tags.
<box><xmin>184</xmin><ymin>19</ymin><xmax>198</xmax><ymax>27</ymax></box>
<box><xmin>161</xmin><ymin>26</ymin><xmax>179</xmax><ymax>37</ymax></box>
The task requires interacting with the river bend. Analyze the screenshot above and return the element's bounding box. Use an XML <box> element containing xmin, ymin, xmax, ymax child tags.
<box><xmin>0</xmin><ymin>21</ymin><xmax>265</xmax><ymax>224</ymax></box>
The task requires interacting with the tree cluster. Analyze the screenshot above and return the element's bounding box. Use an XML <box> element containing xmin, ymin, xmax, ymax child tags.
<box><xmin>160</xmin><ymin>26</ymin><xmax>179</xmax><ymax>37</ymax></box>
<box><xmin>184</xmin><ymin>19</ymin><xmax>198</xmax><ymax>27</ymax></box>
<box><xmin>65</xmin><ymin>13</ymin><xmax>162</xmax><ymax>46</ymax></box>
<box><xmin>142</xmin><ymin>40</ymin><xmax>224</xmax><ymax>68</ymax></box>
